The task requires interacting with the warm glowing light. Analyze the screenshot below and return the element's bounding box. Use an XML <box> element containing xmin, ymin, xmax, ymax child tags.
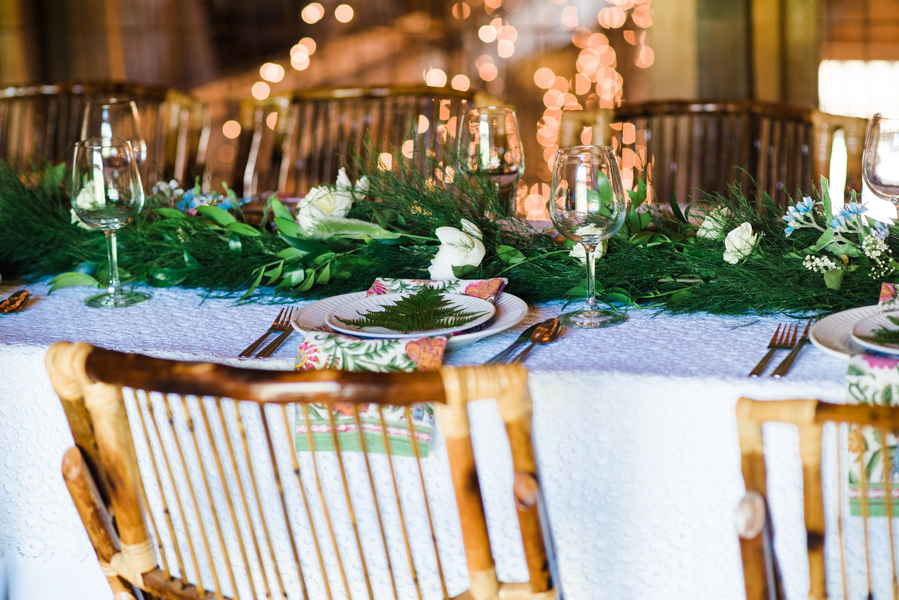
<box><xmin>572</xmin><ymin>28</ymin><xmax>591</xmax><ymax>48</ymax></box>
<box><xmin>636</xmin><ymin>45</ymin><xmax>655</xmax><ymax>67</ymax></box>
<box><xmin>300</xmin><ymin>37</ymin><xmax>317</xmax><ymax>54</ymax></box>
<box><xmin>476</xmin><ymin>54</ymin><xmax>494</xmax><ymax>68</ymax></box>
<box><xmin>561</xmin><ymin>6</ymin><xmax>578</xmax><ymax>29</ymax></box>
<box><xmin>251</xmin><ymin>82</ymin><xmax>270</xmax><ymax>100</ymax></box>
<box><xmin>490</xmin><ymin>17</ymin><xmax>504</xmax><ymax>28</ymax></box>
<box><xmin>425</xmin><ymin>68</ymin><xmax>447</xmax><ymax>87</ymax></box>
<box><xmin>588</xmin><ymin>32</ymin><xmax>610</xmax><ymax>48</ymax></box>
<box><xmin>417</xmin><ymin>115</ymin><xmax>430</xmax><ymax>133</ymax></box>
<box><xmin>479</xmin><ymin>25</ymin><xmax>497</xmax><ymax>43</ymax></box>
<box><xmin>496</xmin><ymin>24</ymin><xmax>517</xmax><ymax>42</ymax></box>
<box><xmin>439</xmin><ymin>102</ymin><xmax>451</xmax><ymax>120</ymax></box>
<box><xmin>580</xmin><ymin>127</ymin><xmax>593</xmax><ymax>145</ymax></box>
<box><xmin>611</xmin><ymin>0</ymin><xmax>635</xmax><ymax>9</ymax></box>
<box><xmin>484</xmin><ymin>0</ymin><xmax>502</xmax><ymax>8</ymax></box>
<box><xmin>534</xmin><ymin>67</ymin><xmax>555</xmax><ymax>88</ymax></box>
<box><xmin>498</xmin><ymin>40</ymin><xmax>514</xmax><ymax>58</ymax></box>
<box><xmin>550</xmin><ymin>76</ymin><xmax>569</xmax><ymax>93</ymax></box>
<box><xmin>632</xmin><ymin>6</ymin><xmax>652</xmax><ymax>28</ymax></box>
<box><xmin>550</xmin><ymin>0</ymin><xmax>566</xmax><ymax>4</ymax></box>
<box><xmin>291</xmin><ymin>53</ymin><xmax>310</xmax><ymax>70</ymax></box>
<box><xmin>379</xmin><ymin>153</ymin><xmax>393</xmax><ymax>170</ymax></box>
<box><xmin>447</xmin><ymin>116</ymin><xmax>457</xmax><ymax>136</ymax></box>
<box><xmin>574</xmin><ymin>74</ymin><xmax>591</xmax><ymax>95</ymax></box>
<box><xmin>487</xmin><ymin>77</ymin><xmax>504</xmax><ymax>94</ymax></box>
<box><xmin>623</xmin><ymin>30</ymin><xmax>637</xmax><ymax>44</ymax></box>
<box><xmin>622</xmin><ymin>123</ymin><xmax>636</xmax><ymax>145</ymax></box>
<box><xmin>222</xmin><ymin>120</ymin><xmax>241</xmax><ymax>139</ymax></box>
<box><xmin>217</xmin><ymin>145</ymin><xmax>236</xmax><ymax>163</ymax></box>
<box><xmin>260</xmin><ymin>62</ymin><xmax>285</xmax><ymax>82</ymax></box>
<box><xmin>402</xmin><ymin>140</ymin><xmax>414</xmax><ymax>159</ymax></box>
<box><xmin>452</xmin><ymin>2</ymin><xmax>471</xmax><ymax>19</ymax></box>
<box><xmin>301</xmin><ymin>3</ymin><xmax>325</xmax><ymax>24</ymax></box>
<box><xmin>451</xmin><ymin>74</ymin><xmax>471</xmax><ymax>91</ymax></box>
<box><xmin>598</xmin><ymin>6</ymin><xmax>627</xmax><ymax>28</ymax></box>
<box><xmin>335</xmin><ymin>4</ymin><xmax>354</xmax><ymax>22</ymax></box>
<box><xmin>478</xmin><ymin>62</ymin><xmax>498</xmax><ymax>81</ymax></box>
<box><xmin>266</xmin><ymin>112</ymin><xmax>278</xmax><ymax>130</ymax></box>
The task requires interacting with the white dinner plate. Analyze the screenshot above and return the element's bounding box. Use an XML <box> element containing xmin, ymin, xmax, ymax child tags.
<box><xmin>850</xmin><ymin>312</ymin><xmax>899</xmax><ymax>354</ymax></box>
<box><xmin>294</xmin><ymin>291</ymin><xmax>529</xmax><ymax>348</ymax></box>
<box><xmin>326</xmin><ymin>293</ymin><xmax>495</xmax><ymax>339</ymax></box>
<box><xmin>809</xmin><ymin>304</ymin><xmax>879</xmax><ymax>359</ymax></box>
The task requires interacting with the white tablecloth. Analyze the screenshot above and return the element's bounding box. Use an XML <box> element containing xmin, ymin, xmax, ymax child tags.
<box><xmin>0</xmin><ymin>280</ymin><xmax>850</xmax><ymax>600</ymax></box>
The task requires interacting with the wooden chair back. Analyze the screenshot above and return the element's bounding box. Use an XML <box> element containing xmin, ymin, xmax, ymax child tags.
<box><xmin>735</xmin><ymin>397</ymin><xmax>899</xmax><ymax>600</ymax></box>
<box><xmin>234</xmin><ymin>85</ymin><xmax>475</xmax><ymax>198</ymax></box>
<box><xmin>0</xmin><ymin>82</ymin><xmax>209</xmax><ymax>186</ymax></box>
<box><xmin>560</xmin><ymin>100</ymin><xmax>867</xmax><ymax>207</ymax></box>
<box><xmin>46</xmin><ymin>342</ymin><xmax>555</xmax><ymax>600</ymax></box>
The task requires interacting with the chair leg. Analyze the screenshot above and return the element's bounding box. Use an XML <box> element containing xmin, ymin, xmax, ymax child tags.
<box><xmin>62</xmin><ymin>447</ymin><xmax>145</xmax><ymax>599</ymax></box>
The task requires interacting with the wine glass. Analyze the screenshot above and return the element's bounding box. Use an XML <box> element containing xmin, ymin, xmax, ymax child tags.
<box><xmin>457</xmin><ymin>106</ymin><xmax>525</xmax><ymax>217</ymax></box>
<box><xmin>549</xmin><ymin>145</ymin><xmax>628</xmax><ymax>328</ymax></box>
<box><xmin>864</xmin><ymin>112</ymin><xmax>899</xmax><ymax>205</ymax></box>
<box><xmin>81</xmin><ymin>100</ymin><xmax>147</xmax><ymax>169</ymax></box>
<box><xmin>71</xmin><ymin>138</ymin><xmax>150</xmax><ymax>308</ymax></box>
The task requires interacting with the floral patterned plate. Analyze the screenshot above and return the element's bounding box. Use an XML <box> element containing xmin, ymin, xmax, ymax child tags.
<box><xmin>326</xmin><ymin>293</ymin><xmax>496</xmax><ymax>339</ymax></box>
<box><xmin>293</xmin><ymin>291</ymin><xmax>529</xmax><ymax>348</ymax></box>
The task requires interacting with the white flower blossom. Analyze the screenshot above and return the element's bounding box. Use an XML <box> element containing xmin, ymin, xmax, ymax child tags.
<box><xmin>73</xmin><ymin>179</ymin><xmax>102</xmax><ymax>211</ymax></box>
<box><xmin>697</xmin><ymin>208</ymin><xmax>729</xmax><ymax>240</ymax></box>
<box><xmin>296</xmin><ymin>167</ymin><xmax>368</xmax><ymax>237</ymax></box>
<box><xmin>803</xmin><ymin>255</ymin><xmax>840</xmax><ymax>274</ymax></box>
<box><xmin>569</xmin><ymin>241</ymin><xmax>606</xmax><ymax>263</ymax></box>
<box><xmin>723</xmin><ymin>223</ymin><xmax>759</xmax><ymax>264</ymax></box>
<box><xmin>428</xmin><ymin>219</ymin><xmax>486</xmax><ymax>280</ymax></box>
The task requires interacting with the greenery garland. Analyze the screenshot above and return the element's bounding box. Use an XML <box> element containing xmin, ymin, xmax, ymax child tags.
<box><xmin>0</xmin><ymin>153</ymin><xmax>896</xmax><ymax>316</ymax></box>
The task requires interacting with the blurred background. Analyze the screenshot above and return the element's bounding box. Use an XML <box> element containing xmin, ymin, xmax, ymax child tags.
<box><xmin>0</xmin><ymin>0</ymin><xmax>896</xmax><ymax>217</ymax></box>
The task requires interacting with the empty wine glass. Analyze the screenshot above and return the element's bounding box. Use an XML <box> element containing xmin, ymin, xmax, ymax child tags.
<box><xmin>457</xmin><ymin>106</ymin><xmax>525</xmax><ymax>217</ymax></box>
<box><xmin>864</xmin><ymin>112</ymin><xmax>899</xmax><ymax>205</ymax></box>
<box><xmin>81</xmin><ymin>99</ymin><xmax>147</xmax><ymax>168</ymax></box>
<box><xmin>71</xmin><ymin>138</ymin><xmax>149</xmax><ymax>308</ymax></box>
<box><xmin>549</xmin><ymin>145</ymin><xmax>628</xmax><ymax>328</ymax></box>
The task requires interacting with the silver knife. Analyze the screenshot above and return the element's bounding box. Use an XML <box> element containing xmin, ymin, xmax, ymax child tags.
<box><xmin>484</xmin><ymin>322</ymin><xmax>541</xmax><ymax>364</ymax></box>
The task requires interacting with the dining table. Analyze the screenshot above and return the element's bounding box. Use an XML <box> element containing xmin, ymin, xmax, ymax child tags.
<box><xmin>0</xmin><ymin>278</ymin><xmax>852</xmax><ymax>600</ymax></box>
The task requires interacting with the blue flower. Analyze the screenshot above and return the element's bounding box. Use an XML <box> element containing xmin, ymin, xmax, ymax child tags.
<box><xmin>831</xmin><ymin>215</ymin><xmax>846</xmax><ymax>231</ymax></box>
<box><xmin>840</xmin><ymin>202</ymin><xmax>867</xmax><ymax>220</ymax></box>
<box><xmin>795</xmin><ymin>196</ymin><xmax>815</xmax><ymax>214</ymax></box>
<box><xmin>784</xmin><ymin>225</ymin><xmax>795</xmax><ymax>237</ymax></box>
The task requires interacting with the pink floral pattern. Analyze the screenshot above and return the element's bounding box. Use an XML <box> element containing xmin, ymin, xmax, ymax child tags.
<box><xmin>294</xmin><ymin>341</ymin><xmax>322</xmax><ymax>371</ymax></box>
<box><xmin>862</xmin><ymin>354</ymin><xmax>899</xmax><ymax>370</ymax></box>
<box><xmin>405</xmin><ymin>338</ymin><xmax>448</xmax><ymax>371</ymax></box>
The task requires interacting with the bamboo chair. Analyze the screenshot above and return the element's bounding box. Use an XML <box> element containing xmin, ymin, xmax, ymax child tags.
<box><xmin>233</xmin><ymin>85</ymin><xmax>475</xmax><ymax>198</ymax></box>
<box><xmin>0</xmin><ymin>82</ymin><xmax>209</xmax><ymax>186</ymax></box>
<box><xmin>46</xmin><ymin>341</ymin><xmax>555</xmax><ymax>600</ymax></box>
<box><xmin>560</xmin><ymin>100</ymin><xmax>867</xmax><ymax>208</ymax></box>
<box><xmin>735</xmin><ymin>397</ymin><xmax>899</xmax><ymax>600</ymax></box>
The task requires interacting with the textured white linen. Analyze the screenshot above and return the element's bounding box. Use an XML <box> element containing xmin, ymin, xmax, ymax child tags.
<box><xmin>0</xmin><ymin>280</ymin><xmax>849</xmax><ymax>600</ymax></box>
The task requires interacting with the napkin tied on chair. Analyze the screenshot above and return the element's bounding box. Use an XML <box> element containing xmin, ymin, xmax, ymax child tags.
<box><xmin>845</xmin><ymin>354</ymin><xmax>899</xmax><ymax>515</ymax></box>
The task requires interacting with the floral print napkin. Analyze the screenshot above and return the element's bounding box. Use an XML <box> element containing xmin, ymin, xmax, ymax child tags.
<box><xmin>294</xmin><ymin>329</ymin><xmax>448</xmax><ymax>457</ymax></box>
<box><xmin>365</xmin><ymin>277</ymin><xmax>507</xmax><ymax>303</ymax></box>
<box><xmin>846</xmin><ymin>354</ymin><xmax>899</xmax><ymax>515</ymax></box>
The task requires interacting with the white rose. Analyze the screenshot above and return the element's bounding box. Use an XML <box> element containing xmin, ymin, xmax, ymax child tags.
<box><xmin>296</xmin><ymin>167</ymin><xmax>367</xmax><ymax>236</ymax></box>
<box><xmin>428</xmin><ymin>218</ymin><xmax>486</xmax><ymax>280</ymax></box>
<box><xmin>74</xmin><ymin>179</ymin><xmax>102</xmax><ymax>210</ymax></box>
<box><xmin>723</xmin><ymin>222</ymin><xmax>759</xmax><ymax>264</ymax></box>
<box><xmin>569</xmin><ymin>240</ymin><xmax>607</xmax><ymax>263</ymax></box>
<box><xmin>697</xmin><ymin>208</ymin><xmax>729</xmax><ymax>240</ymax></box>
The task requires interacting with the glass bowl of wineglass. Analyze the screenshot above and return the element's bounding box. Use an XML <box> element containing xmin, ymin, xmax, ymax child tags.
<box><xmin>549</xmin><ymin>145</ymin><xmax>628</xmax><ymax>328</ymax></box>
<box><xmin>457</xmin><ymin>106</ymin><xmax>524</xmax><ymax>217</ymax></box>
<box><xmin>864</xmin><ymin>112</ymin><xmax>899</xmax><ymax>206</ymax></box>
<box><xmin>71</xmin><ymin>138</ymin><xmax>150</xmax><ymax>308</ymax></box>
<box><xmin>81</xmin><ymin>99</ymin><xmax>147</xmax><ymax>172</ymax></box>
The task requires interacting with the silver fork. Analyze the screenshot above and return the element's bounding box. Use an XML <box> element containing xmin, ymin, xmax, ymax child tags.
<box><xmin>238</xmin><ymin>308</ymin><xmax>293</xmax><ymax>357</ymax></box>
<box><xmin>748</xmin><ymin>323</ymin><xmax>797</xmax><ymax>377</ymax></box>
<box><xmin>256</xmin><ymin>307</ymin><xmax>297</xmax><ymax>358</ymax></box>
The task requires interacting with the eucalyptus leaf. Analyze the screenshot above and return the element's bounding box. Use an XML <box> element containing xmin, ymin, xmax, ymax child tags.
<box><xmin>264</xmin><ymin>261</ymin><xmax>284</xmax><ymax>284</ymax></box>
<box><xmin>154</xmin><ymin>207</ymin><xmax>187</xmax><ymax>220</ymax></box>
<box><xmin>813</xmin><ymin>228</ymin><xmax>834</xmax><ymax>251</ymax></box>
<box><xmin>270</xmin><ymin>197</ymin><xmax>293</xmax><ymax>221</ymax></box>
<box><xmin>280</xmin><ymin>234</ymin><xmax>329</xmax><ymax>254</ymax></box>
<box><xmin>496</xmin><ymin>245</ymin><xmax>527</xmax><ymax>264</ymax></box>
<box><xmin>316</xmin><ymin>262</ymin><xmax>331</xmax><ymax>285</ymax></box>
<box><xmin>297</xmin><ymin>270</ymin><xmax>316</xmax><ymax>291</ymax></box>
<box><xmin>48</xmin><ymin>272</ymin><xmax>100</xmax><ymax>293</ymax></box>
<box><xmin>627</xmin><ymin>177</ymin><xmax>647</xmax><ymax>208</ymax></box>
<box><xmin>226</xmin><ymin>222</ymin><xmax>262</xmax><ymax>237</ymax></box>
<box><xmin>823</xmin><ymin>269</ymin><xmax>844</xmax><ymax>290</ymax></box>
<box><xmin>149</xmin><ymin>268</ymin><xmax>188</xmax><ymax>287</ymax></box>
<box><xmin>183</xmin><ymin>251</ymin><xmax>201</xmax><ymax>269</ymax></box>
<box><xmin>275</xmin><ymin>217</ymin><xmax>305</xmax><ymax>238</ymax></box>
<box><xmin>276</xmin><ymin>247</ymin><xmax>305</xmax><ymax>259</ymax></box>
<box><xmin>196</xmin><ymin>205</ymin><xmax>237</xmax><ymax>226</ymax></box>
<box><xmin>821</xmin><ymin>175</ymin><xmax>833</xmax><ymax>222</ymax></box>
<box><xmin>240</xmin><ymin>268</ymin><xmax>265</xmax><ymax>300</ymax></box>
<box><xmin>452</xmin><ymin>264</ymin><xmax>478</xmax><ymax>278</ymax></box>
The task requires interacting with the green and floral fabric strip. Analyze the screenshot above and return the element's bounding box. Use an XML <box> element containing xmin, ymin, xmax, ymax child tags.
<box><xmin>294</xmin><ymin>330</ymin><xmax>448</xmax><ymax>457</ymax></box>
<box><xmin>846</xmin><ymin>353</ymin><xmax>899</xmax><ymax>516</ymax></box>
<box><xmin>365</xmin><ymin>277</ymin><xmax>507</xmax><ymax>302</ymax></box>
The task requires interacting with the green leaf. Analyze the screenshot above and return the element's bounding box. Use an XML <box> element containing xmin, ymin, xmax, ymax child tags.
<box><xmin>270</xmin><ymin>197</ymin><xmax>293</xmax><ymax>221</ymax></box>
<box><xmin>297</xmin><ymin>270</ymin><xmax>316</xmax><ymax>291</ymax></box>
<box><xmin>275</xmin><ymin>217</ymin><xmax>305</xmax><ymax>238</ymax></box>
<box><xmin>41</xmin><ymin>163</ymin><xmax>67</xmax><ymax>190</ymax></box>
<box><xmin>276</xmin><ymin>247</ymin><xmax>305</xmax><ymax>260</ymax></box>
<box><xmin>228</xmin><ymin>232</ymin><xmax>242</xmax><ymax>256</ymax></box>
<box><xmin>496</xmin><ymin>245</ymin><xmax>527</xmax><ymax>264</ymax></box>
<box><xmin>48</xmin><ymin>272</ymin><xmax>100</xmax><ymax>293</ymax></box>
<box><xmin>196</xmin><ymin>205</ymin><xmax>237</xmax><ymax>226</ymax></box>
<box><xmin>823</xmin><ymin>269</ymin><xmax>844</xmax><ymax>290</ymax></box>
<box><xmin>155</xmin><ymin>207</ymin><xmax>187</xmax><ymax>220</ymax></box>
<box><xmin>596</xmin><ymin>172</ymin><xmax>612</xmax><ymax>203</ymax></box>
<box><xmin>813</xmin><ymin>228</ymin><xmax>835</xmax><ymax>251</ymax></box>
<box><xmin>669</xmin><ymin>196</ymin><xmax>688</xmax><ymax>224</ymax></box>
<box><xmin>316</xmin><ymin>262</ymin><xmax>331</xmax><ymax>285</ymax></box>
<box><xmin>280</xmin><ymin>234</ymin><xmax>329</xmax><ymax>254</ymax></box>
<box><xmin>627</xmin><ymin>177</ymin><xmax>647</xmax><ymax>208</ymax></box>
<box><xmin>867</xmin><ymin>448</ymin><xmax>882</xmax><ymax>482</ymax></box>
<box><xmin>763</xmin><ymin>192</ymin><xmax>777</xmax><ymax>219</ymax></box>
<box><xmin>565</xmin><ymin>285</ymin><xmax>587</xmax><ymax>297</ymax></box>
<box><xmin>600</xmin><ymin>292</ymin><xmax>633</xmax><ymax>305</ymax></box>
<box><xmin>149</xmin><ymin>268</ymin><xmax>188</xmax><ymax>287</ymax></box>
<box><xmin>183</xmin><ymin>251</ymin><xmax>201</xmax><ymax>269</ymax></box>
<box><xmin>452</xmin><ymin>264</ymin><xmax>478</xmax><ymax>278</ymax></box>
<box><xmin>226</xmin><ymin>222</ymin><xmax>262</xmax><ymax>237</ymax></box>
<box><xmin>883</xmin><ymin>386</ymin><xmax>893</xmax><ymax>406</ymax></box>
<box><xmin>240</xmin><ymin>268</ymin><xmax>265</xmax><ymax>300</ymax></box>
<box><xmin>264</xmin><ymin>261</ymin><xmax>284</xmax><ymax>284</ymax></box>
<box><xmin>827</xmin><ymin>240</ymin><xmax>862</xmax><ymax>257</ymax></box>
<box><xmin>282</xmin><ymin>269</ymin><xmax>305</xmax><ymax>287</ymax></box>
<box><xmin>821</xmin><ymin>175</ymin><xmax>833</xmax><ymax>223</ymax></box>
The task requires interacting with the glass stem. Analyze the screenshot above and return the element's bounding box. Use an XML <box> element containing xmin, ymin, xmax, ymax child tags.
<box><xmin>584</xmin><ymin>244</ymin><xmax>597</xmax><ymax>309</ymax></box>
<box><xmin>104</xmin><ymin>230</ymin><xmax>122</xmax><ymax>297</ymax></box>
